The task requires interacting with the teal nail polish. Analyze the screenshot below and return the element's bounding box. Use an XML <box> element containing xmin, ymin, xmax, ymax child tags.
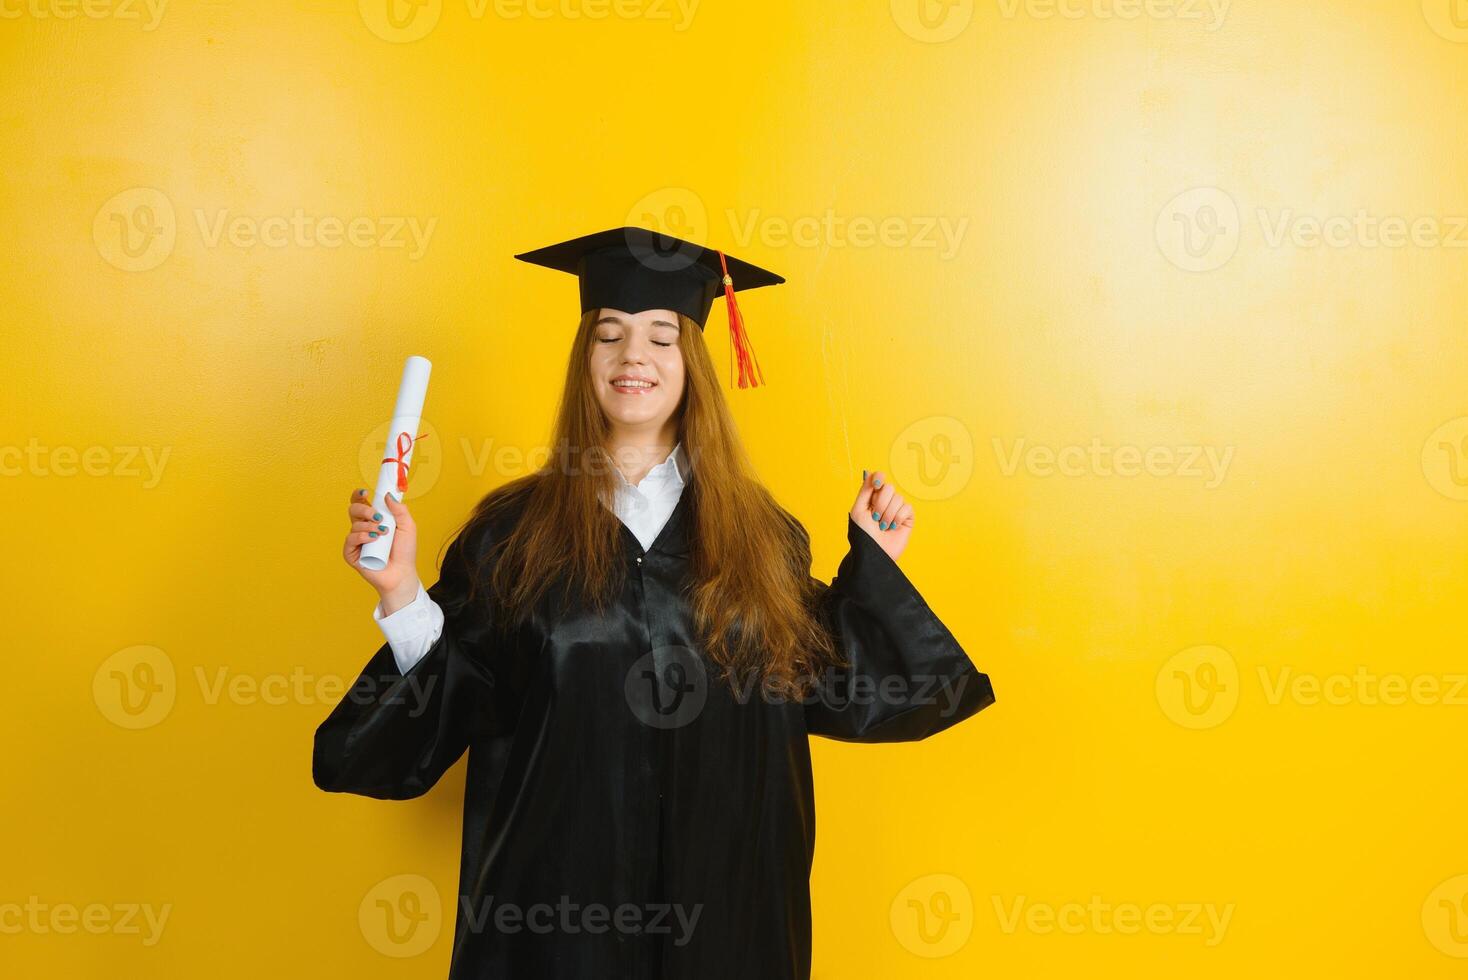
<box><xmin>872</xmin><ymin>511</ymin><xmax>880</xmax><ymax>521</ymax></box>
<box><xmin>881</xmin><ymin>521</ymin><xmax>889</xmax><ymax>530</ymax></box>
<box><xmin>369</xmin><ymin>531</ymin><xmax>379</xmax><ymax>538</ymax></box>
<box><xmin>378</xmin><ymin>524</ymin><xmax>388</xmax><ymax>532</ymax></box>
<box><xmin>873</xmin><ymin>477</ymin><xmax>883</xmax><ymax>488</ymax></box>
<box><xmin>862</xmin><ymin>469</ymin><xmax>868</xmax><ymax>480</ymax></box>
<box><xmin>372</xmin><ymin>512</ymin><xmax>382</xmax><ymax>521</ymax></box>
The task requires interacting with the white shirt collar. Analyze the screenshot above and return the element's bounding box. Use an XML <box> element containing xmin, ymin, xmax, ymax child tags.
<box><xmin>613</xmin><ymin>441</ymin><xmax>690</xmax><ymax>493</ymax></box>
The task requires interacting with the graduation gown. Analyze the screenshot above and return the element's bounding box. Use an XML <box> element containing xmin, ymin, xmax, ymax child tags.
<box><xmin>312</xmin><ymin>480</ymin><xmax>995</xmax><ymax>979</ymax></box>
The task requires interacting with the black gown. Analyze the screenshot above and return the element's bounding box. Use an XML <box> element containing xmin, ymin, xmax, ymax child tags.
<box><xmin>313</xmin><ymin>479</ymin><xmax>995</xmax><ymax>978</ymax></box>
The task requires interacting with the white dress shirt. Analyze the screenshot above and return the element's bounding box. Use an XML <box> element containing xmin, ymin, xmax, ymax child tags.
<box><xmin>373</xmin><ymin>442</ymin><xmax>691</xmax><ymax>674</ymax></box>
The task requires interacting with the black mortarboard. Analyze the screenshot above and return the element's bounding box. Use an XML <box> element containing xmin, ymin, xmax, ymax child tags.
<box><xmin>514</xmin><ymin>226</ymin><xmax>783</xmax><ymax>388</ymax></box>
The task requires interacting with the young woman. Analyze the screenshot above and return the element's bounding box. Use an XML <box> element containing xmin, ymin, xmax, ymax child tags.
<box><xmin>313</xmin><ymin>227</ymin><xmax>995</xmax><ymax>979</ymax></box>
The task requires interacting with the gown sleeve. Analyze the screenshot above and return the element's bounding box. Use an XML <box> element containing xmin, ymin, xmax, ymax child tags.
<box><xmin>802</xmin><ymin>514</ymin><xmax>996</xmax><ymax>742</ymax></box>
<box><xmin>312</xmin><ymin>520</ymin><xmax>513</xmax><ymax>799</ymax></box>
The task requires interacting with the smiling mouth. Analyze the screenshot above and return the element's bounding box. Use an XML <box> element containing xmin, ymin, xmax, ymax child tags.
<box><xmin>611</xmin><ymin>379</ymin><xmax>658</xmax><ymax>392</ymax></box>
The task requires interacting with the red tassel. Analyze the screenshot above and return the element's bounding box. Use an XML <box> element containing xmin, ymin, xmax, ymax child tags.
<box><xmin>717</xmin><ymin>250</ymin><xmax>765</xmax><ymax>388</ymax></box>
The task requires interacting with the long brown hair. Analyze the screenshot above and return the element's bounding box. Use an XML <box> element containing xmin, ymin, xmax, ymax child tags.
<box><xmin>447</xmin><ymin>308</ymin><xmax>843</xmax><ymax>694</ymax></box>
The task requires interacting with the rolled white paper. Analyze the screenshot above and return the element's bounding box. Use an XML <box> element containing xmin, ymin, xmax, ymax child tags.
<box><xmin>358</xmin><ymin>355</ymin><xmax>432</xmax><ymax>572</ymax></box>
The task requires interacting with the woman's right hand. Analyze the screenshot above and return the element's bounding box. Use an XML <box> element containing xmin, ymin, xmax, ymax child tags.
<box><xmin>343</xmin><ymin>488</ymin><xmax>421</xmax><ymax>613</ymax></box>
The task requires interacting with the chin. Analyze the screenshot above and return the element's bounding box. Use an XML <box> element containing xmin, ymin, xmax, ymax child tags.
<box><xmin>604</xmin><ymin>403</ymin><xmax>664</xmax><ymax>426</ymax></box>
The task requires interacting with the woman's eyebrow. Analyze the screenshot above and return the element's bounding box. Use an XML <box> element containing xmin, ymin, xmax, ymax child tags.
<box><xmin>595</xmin><ymin>316</ymin><xmax>678</xmax><ymax>329</ymax></box>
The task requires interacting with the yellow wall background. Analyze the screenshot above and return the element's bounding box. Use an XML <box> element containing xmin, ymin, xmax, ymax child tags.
<box><xmin>5</xmin><ymin>0</ymin><xmax>1468</xmax><ymax>976</ymax></box>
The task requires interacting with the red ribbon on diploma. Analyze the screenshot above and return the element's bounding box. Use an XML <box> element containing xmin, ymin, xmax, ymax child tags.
<box><xmin>381</xmin><ymin>431</ymin><xmax>429</xmax><ymax>494</ymax></box>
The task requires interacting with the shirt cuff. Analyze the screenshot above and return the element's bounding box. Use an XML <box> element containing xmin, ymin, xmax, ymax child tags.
<box><xmin>373</xmin><ymin>582</ymin><xmax>444</xmax><ymax>674</ymax></box>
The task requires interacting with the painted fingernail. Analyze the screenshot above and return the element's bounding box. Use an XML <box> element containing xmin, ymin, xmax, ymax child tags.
<box><xmin>862</xmin><ymin>469</ymin><xmax>868</xmax><ymax>480</ymax></box>
<box><xmin>357</xmin><ymin>489</ymin><xmax>367</xmax><ymax>496</ymax></box>
<box><xmin>369</xmin><ymin>531</ymin><xmax>379</xmax><ymax>538</ymax></box>
<box><xmin>386</xmin><ymin>492</ymin><xmax>397</xmax><ymax>502</ymax></box>
<box><xmin>873</xmin><ymin>477</ymin><xmax>883</xmax><ymax>488</ymax></box>
<box><xmin>378</xmin><ymin>524</ymin><xmax>388</xmax><ymax>532</ymax></box>
<box><xmin>372</xmin><ymin>512</ymin><xmax>382</xmax><ymax>521</ymax></box>
<box><xmin>872</xmin><ymin>511</ymin><xmax>880</xmax><ymax>521</ymax></box>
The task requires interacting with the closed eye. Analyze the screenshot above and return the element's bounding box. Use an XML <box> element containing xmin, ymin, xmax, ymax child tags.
<box><xmin>597</xmin><ymin>337</ymin><xmax>675</xmax><ymax>347</ymax></box>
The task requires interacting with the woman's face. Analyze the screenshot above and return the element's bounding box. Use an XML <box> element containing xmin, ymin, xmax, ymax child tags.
<box><xmin>588</xmin><ymin>308</ymin><xmax>686</xmax><ymax>435</ymax></box>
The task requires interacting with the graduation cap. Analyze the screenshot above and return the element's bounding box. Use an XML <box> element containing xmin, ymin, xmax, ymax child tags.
<box><xmin>514</xmin><ymin>226</ymin><xmax>783</xmax><ymax>388</ymax></box>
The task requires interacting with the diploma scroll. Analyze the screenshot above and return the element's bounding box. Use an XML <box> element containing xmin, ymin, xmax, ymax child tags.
<box><xmin>358</xmin><ymin>355</ymin><xmax>432</xmax><ymax>572</ymax></box>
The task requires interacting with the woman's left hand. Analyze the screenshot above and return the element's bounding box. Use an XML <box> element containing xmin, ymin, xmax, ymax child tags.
<box><xmin>850</xmin><ymin>469</ymin><xmax>914</xmax><ymax>563</ymax></box>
